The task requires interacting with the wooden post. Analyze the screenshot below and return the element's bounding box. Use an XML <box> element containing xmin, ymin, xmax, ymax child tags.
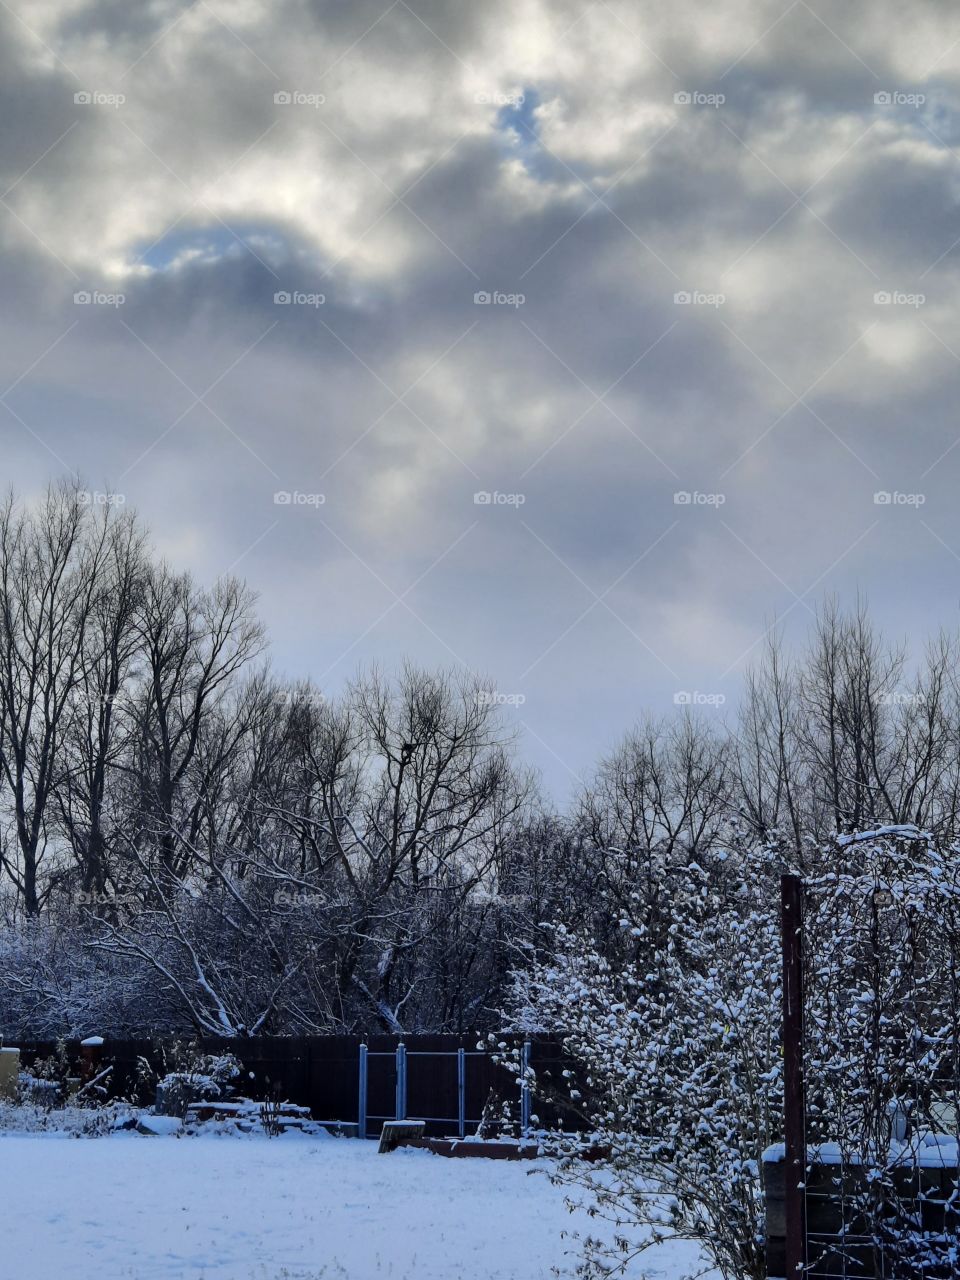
<box><xmin>781</xmin><ymin>873</ymin><xmax>807</xmax><ymax>1275</ymax></box>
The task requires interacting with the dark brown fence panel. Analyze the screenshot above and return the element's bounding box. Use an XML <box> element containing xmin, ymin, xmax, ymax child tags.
<box><xmin>11</xmin><ymin>1033</ymin><xmax>573</xmax><ymax>1134</ymax></box>
<box><xmin>306</xmin><ymin>1037</ymin><xmax>363</xmax><ymax>1122</ymax></box>
<box><xmin>201</xmin><ymin>1035</ymin><xmax>312</xmax><ymax>1105</ymax></box>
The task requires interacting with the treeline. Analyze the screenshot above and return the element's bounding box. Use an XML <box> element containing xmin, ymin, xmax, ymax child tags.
<box><xmin>2</xmin><ymin>482</ymin><xmax>959</xmax><ymax>1038</ymax></box>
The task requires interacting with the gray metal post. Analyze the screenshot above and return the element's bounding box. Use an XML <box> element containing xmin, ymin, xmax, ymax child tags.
<box><xmin>395</xmin><ymin>1043</ymin><xmax>407</xmax><ymax>1121</ymax></box>
<box><xmin>457</xmin><ymin>1047</ymin><xmax>466</xmax><ymax>1138</ymax></box>
<box><xmin>358</xmin><ymin>1043</ymin><xmax>368</xmax><ymax>1139</ymax></box>
<box><xmin>520</xmin><ymin>1040</ymin><xmax>532</xmax><ymax>1138</ymax></box>
<box><xmin>781</xmin><ymin>873</ymin><xmax>807</xmax><ymax>1275</ymax></box>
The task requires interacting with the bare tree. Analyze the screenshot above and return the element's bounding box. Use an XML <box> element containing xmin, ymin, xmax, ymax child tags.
<box><xmin>0</xmin><ymin>484</ymin><xmax>113</xmax><ymax>915</ymax></box>
<box><xmin>578</xmin><ymin>711</ymin><xmax>732</xmax><ymax>955</ymax></box>
<box><xmin>131</xmin><ymin>568</ymin><xmax>264</xmax><ymax>883</ymax></box>
<box><xmin>55</xmin><ymin>507</ymin><xmax>148</xmax><ymax>897</ymax></box>
<box><xmin>738</xmin><ymin>603</ymin><xmax>960</xmax><ymax>855</ymax></box>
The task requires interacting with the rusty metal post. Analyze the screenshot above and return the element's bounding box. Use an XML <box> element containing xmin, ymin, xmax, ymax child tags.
<box><xmin>781</xmin><ymin>873</ymin><xmax>807</xmax><ymax>1275</ymax></box>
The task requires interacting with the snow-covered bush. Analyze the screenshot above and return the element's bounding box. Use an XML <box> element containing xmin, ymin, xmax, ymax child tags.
<box><xmin>506</xmin><ymin>823</ymin><xmax>960</xmax><ymax>1278</ymax></box>
<box><xmin>154</xmin><ymin>1049</ymin><xmax>242</xmax><ymax>1118</ymax></box>
<box><xmin>23</xmin><ymin>1039</ymin><xmax>73</xmax><ymax>1102</ymax></box>
<box><xmin>503</xmin><ymin>838</ymin><xmax>783</xmax><ymax>1280</ymax></box>
<box><xmin>803</xmin><ymin>826</ymin><xmax>960</xmax><ymax>1276</ymax></box>
<box><xmin>0</xmin><ymin>1099</ymin><xmax>136</xmax><ymax>1135</ymax></box>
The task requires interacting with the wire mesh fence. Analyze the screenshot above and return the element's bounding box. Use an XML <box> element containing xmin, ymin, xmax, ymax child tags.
<box><xmin>774</xmin><ymin>829</ymin><xmax>960</xmax><ymax>1278</ymax></box>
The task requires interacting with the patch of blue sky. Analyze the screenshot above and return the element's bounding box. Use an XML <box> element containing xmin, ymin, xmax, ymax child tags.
<box><xmin>495</xmin><ymin>86</ymin><xmax>562</xmax><ymax>183</ymax></box>
<box><xmin>135</xmin><ymin>224</ymin><xmax>289</xmax><ymax>273</ymax></box>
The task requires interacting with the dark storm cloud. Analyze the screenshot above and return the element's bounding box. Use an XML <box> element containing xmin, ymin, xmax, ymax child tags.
<box><xmin>2</xmin><ymin>0</ymin><xmax>960</xmax><ymax>792</ymax></box>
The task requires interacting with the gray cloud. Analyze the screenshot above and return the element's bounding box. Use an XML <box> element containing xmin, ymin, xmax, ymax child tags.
<box><xmin>2</xmin><ymin>0</ymin><xmax>960</xmax><ymax>795</ymax></box>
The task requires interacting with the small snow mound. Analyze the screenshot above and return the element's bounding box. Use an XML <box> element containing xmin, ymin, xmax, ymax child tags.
<box><xmin>136</xmin><ymin>1114</ymin><xmax>183</xmax><ymax>1137</ymax></box>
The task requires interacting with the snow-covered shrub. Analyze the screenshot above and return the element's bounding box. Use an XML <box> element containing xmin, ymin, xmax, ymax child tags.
<box><xmin>17</xmin><ymin>1038</ymin><xmax>115</xmax><ymax>1110</ymax></box>
<box><xmin>154</xmin><ymin>1048</ymin><xmax>242</xmax><ymax>1117</ymax></box>
<box><xmin>0</xmin><ymin>1099</ymin><xmax>136</xmax><ymax>1135</ymax></box>
<box><xmin>502</xmin><ymin>839</ymin><xmax>783</xmax><ymax>1280</ymax></box>
<box><xmin>803</xmin><ymin>826</ymin><xmax>960</xmax><ymax>1276</ymax></box>
<box><xmin>20</xmin><ymin>1039</ymin><xmax>75</xmax><ymax>1107</ymax></box>
<box><xmin>17</xmin><ymin>1072</ymin><xmax>63</xmax><ymax>1109</ymax></box>
<box><xmin>505</xmin><ymin>823</ymin><xmax>960</xmax><ymax>1278</ymax></box>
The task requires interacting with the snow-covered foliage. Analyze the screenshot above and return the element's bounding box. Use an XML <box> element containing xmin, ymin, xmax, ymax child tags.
<box><xmin>504</xmin><ymin>823</ymin><xmax>960</xmax><ymax>1279</ymax></box>
<box><xmin>503</xmin><ymin>836</ymin><xmax>783</xmax><ymax>1280</ymax></box>
<box><xmin>0</xmin><ymin>1098</ymin><xmax>136</xmax><ymax>1135</ymax></box>
<box><xmin>154</xmin><ymin>1050</ymin><xmax>242</xmax><ymax>1117</ymax></box>
<box><xmin>803</xmin><ymin>826</ymin><xmax>960</xmax><ymax>1275</ymax></box>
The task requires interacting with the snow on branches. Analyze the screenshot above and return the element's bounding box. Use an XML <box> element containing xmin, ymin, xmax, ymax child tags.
<box><xmin>803</xmin><ymin>825</ymin><xmax>960</xmax><ymax>1276</ymax></box>
<box><xmin>502</xmin><ymin>838</ymin><xmax>783</xmax><ymax>1280</ymax></box>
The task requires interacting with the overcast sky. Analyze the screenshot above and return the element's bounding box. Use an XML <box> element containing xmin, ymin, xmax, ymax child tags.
<box><xmin>1</xmin><ymin>0</ymin><xmax>958</xmax><ymax>798</ymax></box>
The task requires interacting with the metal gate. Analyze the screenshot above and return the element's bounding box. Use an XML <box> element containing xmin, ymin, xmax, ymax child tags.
<box><xmin>357</xmin><ymin>1041</ymin><xmax>532</xmax><ymax>1140</ymax></box>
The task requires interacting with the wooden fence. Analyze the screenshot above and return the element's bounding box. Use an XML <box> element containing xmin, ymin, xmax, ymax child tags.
<box><xmin>14</xmin><ymin>1034</ymin><xmax>570</xmax><ymax>1137</ymax></box>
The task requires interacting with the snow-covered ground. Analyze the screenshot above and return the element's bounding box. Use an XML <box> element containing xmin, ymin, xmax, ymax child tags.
<box><xmin>0</xmin><ymin>1129</ymin><xmax>711</xmax><ymax>1280</ymax></box>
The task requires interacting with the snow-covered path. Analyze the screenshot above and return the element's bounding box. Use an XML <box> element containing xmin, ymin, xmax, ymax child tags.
<box><xmin>1</xmin><ymin>1132</ymin><xmax>709</xmax><ymax>1280</ymax></box>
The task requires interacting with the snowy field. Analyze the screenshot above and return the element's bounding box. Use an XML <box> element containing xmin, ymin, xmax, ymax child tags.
<box><xmin>0</xmin><ymin>1131</ymin><xmax>711</xmax><ymax>1280</ymax></box>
